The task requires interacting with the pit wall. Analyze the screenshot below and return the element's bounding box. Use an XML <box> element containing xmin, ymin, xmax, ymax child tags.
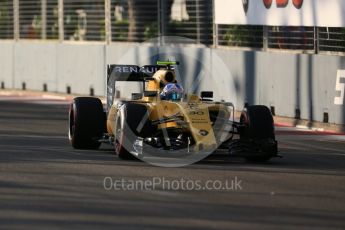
<box><xmin>1</xmin><ymin>41</ymin><xmax>344</xmax><ymax>125</ymax></box>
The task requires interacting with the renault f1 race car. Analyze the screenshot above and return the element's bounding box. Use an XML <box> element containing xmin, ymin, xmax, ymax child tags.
<box><xmin>68</xmin><ymin>61</ymin><xmax>278</xmax><ymax>163</ymax></box>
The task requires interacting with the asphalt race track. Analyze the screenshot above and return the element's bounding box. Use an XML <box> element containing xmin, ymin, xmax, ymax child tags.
<box><xmin>0</xmin><ymin>97</ymin><xmax>345</xmax><ymax>230</ymax></box>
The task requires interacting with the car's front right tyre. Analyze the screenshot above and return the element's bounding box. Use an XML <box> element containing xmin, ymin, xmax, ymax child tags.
<box><xmin>69</xmin><ymin>97</ymin><xmax>105</xmax><ymax>149</ymax></box>
<box><xmin>239</xmin><ymin>105</ymin><xmax>278</xmax><ymax>162</ymax></box>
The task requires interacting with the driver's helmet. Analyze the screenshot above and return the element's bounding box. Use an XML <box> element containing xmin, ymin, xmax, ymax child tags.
<box><xmin>160</xmin><ymin>83</ymin><xmax>184</xmax><ymax>101</ymax></box>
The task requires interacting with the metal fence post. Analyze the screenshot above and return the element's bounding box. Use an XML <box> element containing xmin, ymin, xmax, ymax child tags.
<box><xmin>158</xmin><ymin>0</ymin><xmax>164</xmax><ymax>45</ymax></box>
<box><xmin>263</xmin><ymin>26</ymin><xmax>268</xmax><ymax>51</ymax></box>
<box><xmin>196</xmin><ymin>0</ymin><xmax>200</xmax><ymax>44</ymax></box>
<box><xmin>212</xmin><ymin>0</ymin><xmax>217</xmax><ymax>47</ymax></box>
<box><xmin>13</xmin><ymin>0</ymin><xmax>19</xmax><ymax>40</ymax></box>
<box><xmin>314</xmin><ymin>27</ymin><xmax>319</xmax><ymax>54</ymax></box>
<box><xmin>213</xmin><ymin>24</ymin><xmax>218</xmax><ymax>48</ymax></box>
<box><xmin>41</xmin><ymin>0</ymin><xmax>47</xmax><ymax>39</ymax></box>
<box><xmin>104</xmin><ymin>0</ymin><xmax>111</xmax><ymax>44</ymax></box>
<box><xmin>58</xmin><ymin>0</ymin><xmax>64</xmax><ymax>42</ymax></box>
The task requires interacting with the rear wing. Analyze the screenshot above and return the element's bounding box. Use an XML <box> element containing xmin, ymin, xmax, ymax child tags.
<box><xmin>106</xmin><ymin>65</ymin><xmax>158</xmax><ymax>111</ymax></box>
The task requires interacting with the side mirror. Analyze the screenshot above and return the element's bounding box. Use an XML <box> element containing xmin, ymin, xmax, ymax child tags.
<box><xmin>201</xmin><ymin>91</ymin><xmax>213</xmax><ymax>101</ymax></box>
<box><xmin>144</xmin><ymin>91</ymin><xmax>158</xmax><ymax>97</ymax></box>
<box><xmin>131</xmin><ymin>93</ymin><xmax>143</xmax><ymax>100</ymax></box>
<box><xmin>144</xmin><ymin>77</ymin><xmax>155</xmax><ymax>81</ymax></box>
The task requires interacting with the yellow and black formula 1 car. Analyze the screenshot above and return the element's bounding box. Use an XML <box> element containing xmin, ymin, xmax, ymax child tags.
<box><xmin>68</xmin><ymin>61</ymin><xmax>278</xmax><ymax>163</ymax></box>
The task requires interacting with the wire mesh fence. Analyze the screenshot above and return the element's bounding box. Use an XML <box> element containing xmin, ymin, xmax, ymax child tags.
<box><xmin>217</xmin><ymin>25</ymin><xmax>263</xmax><ymax>49</ymax></box>
<box><xmin>267</xmin><ymin>26</ymin><xmax>315</xmax><ymax>51</ymax></box>
<box><xmin>0</xmin><ymin>0</ymin><xmax>344</xmax><ymax>55</ymax></box>
<box><xmin>111</xmin><ymin>0</ymin><xmax>158</xmax><ymax>43</ymax></box>
<box><xmin>46</xmin><ymin>0</ymin><xmax>58</xmax><ymax>39</ymax></box>
<box><xmin>216</xmin><ymin>24</ymin><xmax>345</xmax><ymax>54</ymax></box>
<box><xmin>109</xmin><ymin>0</ymin><xmax>212</xmax><ymax>44</ymax></box>
<box><xmin>18</xmin><ymin>0</ymin><xmax>59</xmax><ymax>40</ymax></box>
<box><xmin>0</xmin><ymin>0</ymin><xmax>14</xmax><ymax>39</ymax></box>
<box><xmin>19</xmin><ymin>0</ymin><xmax>42</xmax><ymax>39</ymax></box>
<box><xmin>163</xmin><ymin>0</ymin><xmax>213</xmax><ymax>45</ymax></box>
<box><xmin>64</xmin><ymin>0</ymin><xmax>105</xmax><ymax>41</ymax></box>
<box><xmin>318</xmin><ymin>27</ymin><xmax>345</xmax><ymax>53</ymax></box>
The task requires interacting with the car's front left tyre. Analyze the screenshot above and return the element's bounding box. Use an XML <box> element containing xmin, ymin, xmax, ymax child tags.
<box><xmin>69</xmin><ymin>97</ymin><xmax>105</xmax><ymax>149</ymax></box>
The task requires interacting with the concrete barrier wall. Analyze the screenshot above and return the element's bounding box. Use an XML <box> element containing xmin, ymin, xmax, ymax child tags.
<box><xmin>0</xmin><ymin>41</ymin><xmax>14</xmax><ymax>89</ymax></box>
<box><xmin>57</xmin><ymin>43</ymin><xmax>106</xmax><ymax>95</ymax></box>
<box><xmin>212</xmin><ymin>50</ymin><xmax>345</xmax><ymax>125</ymax></box>
<box><xmin>14</xmin><ymin>42</ymin><xmax>57</xmax><ymax>91</ymax></box>
<box><xmin>0</xmin><ymin>41</ymin><xmax>344</xmax><ymax>125</ymax></box>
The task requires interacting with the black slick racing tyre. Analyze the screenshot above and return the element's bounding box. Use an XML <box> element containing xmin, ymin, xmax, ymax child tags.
<box><xmin>69</xmin><ymin>97</ymin><xmax>104</xmax><ymax>149</ymax></box>
<box><xmin>240</xmin><ymin>105</ymin><xmax>275</xmax><ymax>140</ymax></box>
<box><xmin>115</xmin><ymin>103</ymin><xmax>154</xmax><ymax>160</ymax></box>
<box><xmin>239</xmin><ymin>105</ymin><xmax>277</xmax><ymax>162</ymax></box>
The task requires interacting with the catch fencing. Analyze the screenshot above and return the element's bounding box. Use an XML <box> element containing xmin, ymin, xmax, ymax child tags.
<box><xmin>0</xmin><ymin>0</ymin><xmax>344</xmax><ymax>54</ymax></box>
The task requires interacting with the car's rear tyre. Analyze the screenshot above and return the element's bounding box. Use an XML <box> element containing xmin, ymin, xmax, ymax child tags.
<box><xmin>115</xmin><ymin>103</ymin><xmax>153</xmax><ymax>160</ymax></box>
<box><xmin>239</xmin><ymin>105</ymin><xmax>277</xmax><ymax>162</ymax></box>
<box><xmin>69</xmin><ymin>97</ymin><xmax>104</xmax><ymax>149</ymax></box>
